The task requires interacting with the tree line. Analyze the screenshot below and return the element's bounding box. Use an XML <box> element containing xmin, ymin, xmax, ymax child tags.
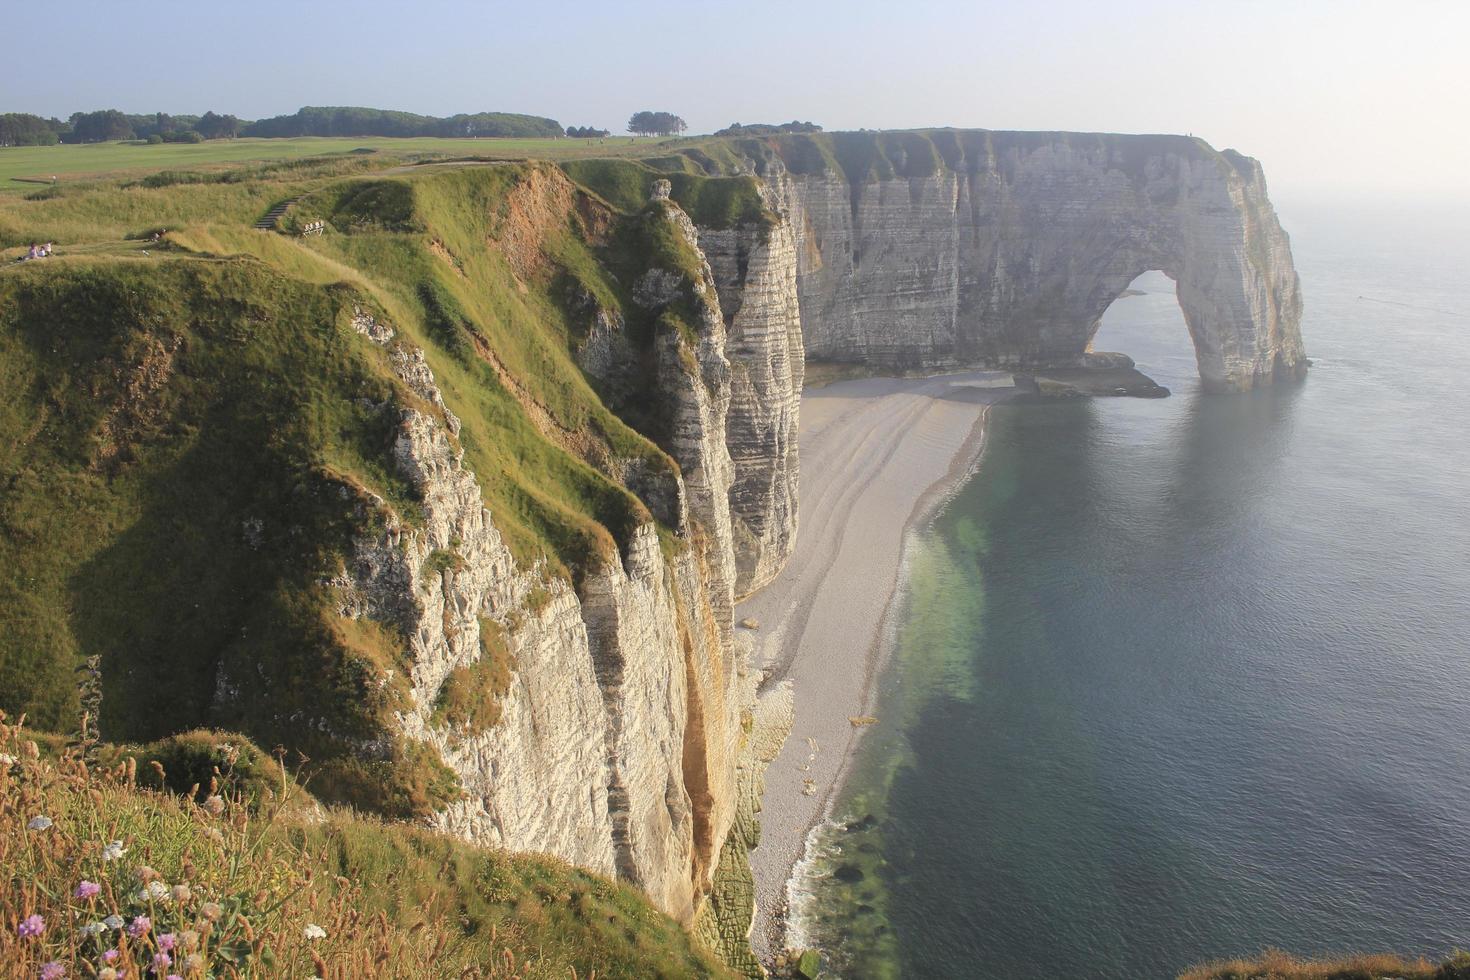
<box><xmin>1</xmin><ymin>110</ymin><xmax>244</xmax><ymax>145</ymax></box>
<box><xmin>2</xmin><ymin>106</ymin><xmax>708</xmax><ymax>146</ymax></box>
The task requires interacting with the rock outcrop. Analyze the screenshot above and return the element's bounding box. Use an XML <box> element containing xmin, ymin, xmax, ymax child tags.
<box><xmin>697</xmin><ymin>200</ymin><xmax>805</xmax><ymax>597</ymax></box>
<box><xmin>324</xmin><ymin>176</ymin><xmax>805</xmax><ymax>930</ymax></box>
<box><xmin>735</xmin><ymin>130</ymin><xmax>1305</xmax><ymax>391</ymax></box>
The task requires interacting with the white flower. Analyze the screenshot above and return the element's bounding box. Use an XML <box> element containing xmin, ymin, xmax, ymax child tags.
<box><xmin>303</xmin><ymin>923</ymin><xmax>326</xmax><ymax>940</ymax></box>
<box><xmin>79</xmin><ymin>921</ymin><xmax>107</xmax><ymax>937</ymax></box>
<box><xmin>134</xmin><ymin>880</ymin><xmax>172</xmax><ymax>903</ymax></box>
<box><xmin>102</xmin><ymin>915</ymin><xmax>124</xmax><ymax>930</ymax></box>
<box><xmin>0</xmin><ymin>753</ymin><xmax>16</xmax><ymax>766</ymax></box>
<box><xmin>27</xmin><ymin>815</ymin><xmax>54</xmax><ymax>831</ymax></box>
<box><xmin>101</xmin><ymin>840</ymin><xmax>127</xmax><ymax>862</ymax></box>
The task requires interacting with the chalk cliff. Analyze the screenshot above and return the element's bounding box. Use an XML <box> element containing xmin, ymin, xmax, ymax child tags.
<box><xmin>320</xmin><ymin>174</ymin><xmax>802</xmax><ymax>931</ymax></box>
<box><xmin>726</xmin><ymin>130</ymin><xmax>1305</xmax><ymax>391</ymax></box>
<box><xmin>696</xmin><ymin>202</ymin><xmax>804</xmax><ymax>597</ymax></box>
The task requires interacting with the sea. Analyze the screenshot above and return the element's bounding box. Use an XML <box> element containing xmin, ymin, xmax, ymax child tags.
<box><xmin>792</xmin><ymin>198</ymin><xmax>1470</xmax><ymax>978</ymax></box>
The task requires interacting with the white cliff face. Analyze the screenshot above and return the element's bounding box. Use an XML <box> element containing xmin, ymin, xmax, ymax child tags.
<box><xmin>580</xmin><ymin>523</ymin><xmax>697</xmax><ymax>918</ymax></box>
<box><xmin>649</xmin><ymin>197</ymin><xmax>738</xmax><ymax>631</ymax></box>
<box><xmin>749</xmin><ymin>133</ymin><xmax>1305</xmax><ymax>391</ymax></box>
<box><xmin>696</xmin><ymin>195</ymin><xmax>805</xmax><ymax>598</ymax></box>
<box><xmin>326</xmin><ymin>172</ymin><xmax>803</xmax><ymax>928</ymax></box>
<box><xmin>336</xmin><ymin>310</ymin><xmax>617</xmax><ymax>876</ymax></box>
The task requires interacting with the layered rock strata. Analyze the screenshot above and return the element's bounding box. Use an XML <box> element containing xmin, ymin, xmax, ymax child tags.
<box><xmin>697</xmin><ymin>200</ymin><xmax>805</xmax><ymax>597</ymax></box>
<box><xmin>327</xmin><ymin>176</ymin><xmax>804</xmax><ymax>929</ymax></box>
<box><xmin>739</xmin><ymin>131</ymin><xmax>1305</xmax><ymax>391</ymax></box>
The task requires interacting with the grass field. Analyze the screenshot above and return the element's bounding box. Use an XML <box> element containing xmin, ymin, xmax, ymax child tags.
<box><xmin>0</xmin><ymin>135</ymin><xmax>677</xmax><ymax>191</ymax></box>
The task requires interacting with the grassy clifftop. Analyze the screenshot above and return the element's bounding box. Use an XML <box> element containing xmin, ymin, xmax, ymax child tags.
<box><xmin>0</xmin><ymin>152</ymin><xmax>769</xmax><ymax>817</ymax></box>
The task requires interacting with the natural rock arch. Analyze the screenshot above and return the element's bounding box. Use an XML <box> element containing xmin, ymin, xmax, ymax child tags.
<box><xmin>744</xmin><ymin>131</ymin><xmax>1307</xmax><ymax>392</ymax></box>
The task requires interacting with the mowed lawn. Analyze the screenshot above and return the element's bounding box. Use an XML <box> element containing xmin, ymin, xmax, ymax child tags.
<box><xmin>0</xmin><ymin>135</ymin><xmax>674</xmax><ymax>191</ymax></box>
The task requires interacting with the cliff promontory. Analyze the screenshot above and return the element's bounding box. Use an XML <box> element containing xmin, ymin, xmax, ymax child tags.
<box><xmin>690</xmin><ymin>130</ymin><xmax>1306</xmax><ymax>391</ymax></box>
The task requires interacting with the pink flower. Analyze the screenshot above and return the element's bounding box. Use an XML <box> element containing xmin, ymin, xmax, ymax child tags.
<box><xmin>74</xmin><ymin>880</ymin><xmax>102</xmax><ymax>900</ymax></box>
<box><xmin>158</xmin><ymin>932</ymin><xmax>176</xmax><ymax>951</ymax></box>
<box><xmin>151</xmin><ymin>952</ymin><xmax>171</xmax><ymax>971</ymax></box>
<box><xmin>102</xmin><ymin>949</ymin><xmax>119</xmax><ymax>963</ymax></box>
<box><xmin>39</xmin><ymin>962</ymin><xmax>65</xmax><ymax>980</ymax></box>
<box><xmin>17</xmin><ymin>913</ymin><xmax>44</xmax><ymax>938</ymax></box>
<box><xmin>127</xmin><ymin>914</ymin><xmax>150</xmax><ymax>938</ymax></box>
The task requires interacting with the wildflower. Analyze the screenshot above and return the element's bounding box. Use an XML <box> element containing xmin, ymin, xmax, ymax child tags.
<box><xmin>102</xmin><ymin>948</ymin><xmax>120</xmax><ymax>962</ymax></box>
<box><xmin>75</xmin><ymin>880</ymin><xmax>102</xmax><ymax>900</ymax></box>
<box><xmin>102</xmin><ymin>840</ymin><xmax>127</xmax><ymax>862</ymax></box>
<box><xmin>23</xmin><ymin>740</ymin><xmax>39</xmax><ymax>759</ymax></box>
<box><xmin>127</xmin><ymin>914</ymin><xmax>151</xmax><ymax>938</ymax></box>
<box><xmin>27</xmin><ymin>815</ymin><xmax>54</xmax><ymax>831</ymax></box>
<box><xmin>170</xmin><ymin>883</ymin><xmax>192</xmax><ymax>903</ymax></box>
<box><xmin>99</xmin><ymin>971</ymin><xmax>119</xmax><ymax>980</ymax></box>
<box><xmin>199</xmin><ymin>902</ymin><xmax>223</xmax><ymax>922</ymax></box>
<box><xmin>39</xmin><ymin>962</ymin><xmax>64</xmax><ymax>980</ymax></box>
<box><xmin>158</xmin><ymin>932</ymin><xmax>176</xmax><ymax>952</ymax></box>
<box><xmin>182</xmin><ymin>952</ymin><xmax>204</xmax><ymax>974</ymax></box>
<box><xmin>178</xmin><ymin>929</ymin><xmax>199</xmax><ymax>950</ymax></box>
<box><xmin>0</xmin><ymin>752</ymin><xmax>17</xmax><ymax>766</ymax></box>
<box><xmin>202</xmin><ymin>795</ymin><xmax>225</xmax><ymax>817</ymax></box>
<box><xmin>151</xmin><ymin>952</ymin><xmax>172</xmax><ymax>971</ymax></box>
<box><xmin>102</xmin><ymin>915</ymin><xmax>124</xmax><ymax>931</ymax></box>
<box><xmin>303</xmin><ymin>922</ymin><xmax>327</xmax><ymax>940</ymax></box>
<box><xmin>79</xmin><ymin>921</ymin><xmax>107</xmax><ymax>937</ymax></box>
<box><xmin>18</xmin><ymin>914</ymin><xmax>45</xmax><ymax>938</ymax></box>
<box><xmin>135</xmin><ymin>865</ymin><xmax>159</xmax><ymax>882</ymax></box>
<box><xmin>135</xmin><ymin>880</ymin><xmax>171</xmax><ymax>903</ymax></box>
<box><xmin>202</xmin><ymin>827</ymin><xmax>225</xmax><ymax>846</ymax></box>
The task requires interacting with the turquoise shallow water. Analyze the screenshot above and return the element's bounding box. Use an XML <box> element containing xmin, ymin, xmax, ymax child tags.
<box><xmin>796</xmin><ymin>200</ymin><xmax>1470</xmax><ymax>978</ymax></box>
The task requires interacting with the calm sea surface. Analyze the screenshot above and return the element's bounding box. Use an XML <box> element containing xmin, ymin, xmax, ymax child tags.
<box><xmin>796</xmin><ymin>199</ymin><xmax>1470</xmax><ymax>978</ymax></box>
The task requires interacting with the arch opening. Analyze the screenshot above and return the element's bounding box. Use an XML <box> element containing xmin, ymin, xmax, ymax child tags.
<box><xmin>1088</xmin><ymin>270</ymin><xmax>1201</xmax><ymax>394</ymax></box>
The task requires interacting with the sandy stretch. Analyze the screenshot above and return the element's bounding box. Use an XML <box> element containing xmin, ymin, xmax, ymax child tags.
<box><xmin>737</xmin><ymin>370</ymin><xmax>1014</xmax><ymax>957</ymax></box>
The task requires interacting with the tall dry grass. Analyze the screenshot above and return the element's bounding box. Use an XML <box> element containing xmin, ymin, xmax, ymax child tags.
<box><xmin>0</xmin><ymin>713</ymin><xmax>540</xmax><ymax>978</ymax></box>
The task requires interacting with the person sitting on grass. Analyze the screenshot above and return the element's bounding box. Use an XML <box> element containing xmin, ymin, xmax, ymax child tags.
<box><xmin>26</xmin><ymin>243</ymin><xmax>39</xmax><ymax>260</ymax></box>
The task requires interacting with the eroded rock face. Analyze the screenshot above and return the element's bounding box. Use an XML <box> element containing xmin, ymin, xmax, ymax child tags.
<box><xmin>697</xmin><ymin>199</ymin><xmax>805</xmax><ymax>597</ymax></box>
<box><xmin>746</xmin><ymin>133</ymin><xmax>1305</xmax><ymax>391</ymax></box>
<box><xmin>329</xmin><ymin>182</ymin><xmax>791</xmax><ymax>927</ymax></box>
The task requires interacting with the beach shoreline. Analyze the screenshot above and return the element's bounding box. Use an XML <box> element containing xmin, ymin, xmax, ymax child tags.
<box><xmin>735</xmin><ymin>370</ymin><xmax>1013</xmax><ymax>961</ymax></box>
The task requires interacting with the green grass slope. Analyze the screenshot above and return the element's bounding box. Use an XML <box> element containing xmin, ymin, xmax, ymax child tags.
<box><xmin>1</xmin><ymin>719</ymin><xmax>735</xmax><ymax>978</ymax></box>
<box><xmin>0</xmin><ymin>152</ymin><xmax>772</xmax><ymax>820</ymax></box>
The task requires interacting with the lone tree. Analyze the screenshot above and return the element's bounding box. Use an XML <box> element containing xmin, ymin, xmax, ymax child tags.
<box><xmin>627</xmin><ymin>111</ymin><xmax>687</xmax><ymax>137</ymax></box>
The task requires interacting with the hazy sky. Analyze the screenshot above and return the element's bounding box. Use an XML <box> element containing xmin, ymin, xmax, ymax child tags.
<box><xmin>7</xmin><ymin>0</ymin><xmax>1467</xmax><ymax>199</ymax></box>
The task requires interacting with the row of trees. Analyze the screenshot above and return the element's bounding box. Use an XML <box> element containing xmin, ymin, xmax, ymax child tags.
<box><xmin>3</xmin><ymin>107</ymin><xmax>707</xmax><ymax>146</ymax></box>
<box><xmin>241</xmin><ymin>107</ymin><xmax>565</xmax><ymax>139</ymax></box>
<box><xmin>714</xmin><ymin>120</ymin><xmax>822</xmax><ymax>137</ymax></box>
<box><xmin>0</xmin><ymin>110</ymin><xmax>242</xmax><ymax>145</ymax></box>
